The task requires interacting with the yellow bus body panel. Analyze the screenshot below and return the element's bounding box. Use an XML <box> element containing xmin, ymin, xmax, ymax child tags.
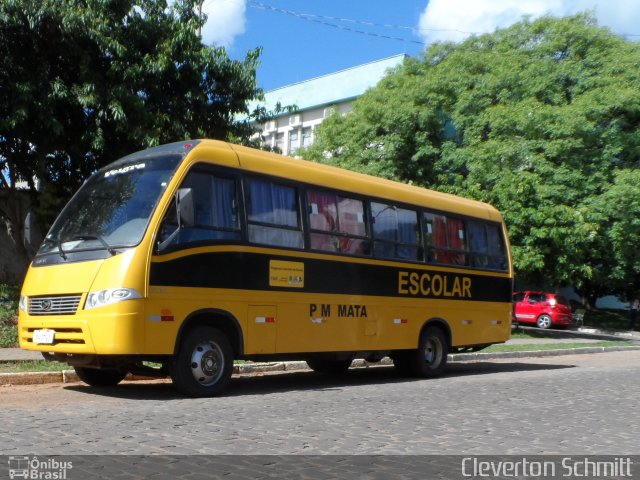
<box><xmin>19</xmin><ymin>139</ymin><xmax>513</xmax><ymax>360</ymax></box>
<box><xmin>19</xmin><ymin>249</ymin><xmax>149</xmax><ymax>354</ymax></box>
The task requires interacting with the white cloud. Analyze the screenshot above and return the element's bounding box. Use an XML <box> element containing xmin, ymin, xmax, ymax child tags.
<box><xmin>200</xmin><ymin>0</ymin><xmax>247</xmax><ymax>48</ymax></box>
<box><xmin>418</xmin><ymin>0</ymin><xmax>640</xmax><ymax>44</ymax></box>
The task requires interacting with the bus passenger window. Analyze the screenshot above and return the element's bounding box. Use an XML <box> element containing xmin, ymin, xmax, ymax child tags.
<box><xmin>468</xmin><ymin>221</ymin><xmax>508</xmax><ymax>271</ymax></box>
<box><xmin>424</xmin><ymin>213</ymin><xmax>467</xmax><ymax>265</ymax></box>
<box><xmin>307</xmin><ymin>190</ymin><xmax>369</xmax><ymax>256</ymax></box>
<box><xmin>158</xmin><ymin>171</ymin><xmax>240</xmax><ymax>250</ymax></box>
<box><xmin>371</xmin><ymin>203</ymin><xmax>420</xmax><ymax>261</ymax></box>
<box><xmin>247</xmin><ymin>179</ymin><xmax>303</xmax><ymax>248</ymax></box>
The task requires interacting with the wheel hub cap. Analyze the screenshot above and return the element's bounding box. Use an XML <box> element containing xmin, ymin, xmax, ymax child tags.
<box><xmin>190</xmin><ymin>341</ymin><xmax>224</xmax><ymax>386</ymax></box>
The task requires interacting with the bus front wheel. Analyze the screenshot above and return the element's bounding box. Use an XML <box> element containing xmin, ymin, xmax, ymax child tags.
<box><xmin>74</xmin><ymin>367</ymin><xmax>127</xmax><ymax>387</ymax></box>
<box><xmin>170</xmin><ymin>326</ymin><xmax>234</xmax><ymax>397</ymax></box>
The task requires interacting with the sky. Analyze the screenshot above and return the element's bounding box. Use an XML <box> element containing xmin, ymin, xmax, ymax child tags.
<box><xmin>199</xmin><ymin>0</ymin><xmax>639</xmax><ymax>91</ymax></box>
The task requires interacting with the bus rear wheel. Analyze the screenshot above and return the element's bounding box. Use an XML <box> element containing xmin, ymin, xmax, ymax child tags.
<box><xmin>170</xmin><ymin>326</ymin><xmax>233</xmax><ymax>397</ymax></box>
<box><xmin>395</xmin><ymin>326</ymin><xmax>448</xmax><ymax>378</ymax></box>
<box><xmin>74</xmin><ymin>367</ymin><xmax>127</xmax><ymax>387</ymax></box>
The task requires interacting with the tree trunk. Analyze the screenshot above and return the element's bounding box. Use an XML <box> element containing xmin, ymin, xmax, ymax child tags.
<box><xmin>0</xmin><ymin>190</ymin><xmax>33</xmax><ymax>285</ymax></box>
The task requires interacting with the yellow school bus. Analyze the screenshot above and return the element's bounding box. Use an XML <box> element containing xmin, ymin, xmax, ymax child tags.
<box><xmin>18</xmin><ymin>140</ymin><xmax>513</xmax><ymax>396</ymax></box>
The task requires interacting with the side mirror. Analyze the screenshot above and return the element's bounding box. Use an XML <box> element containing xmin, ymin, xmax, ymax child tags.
<box><xmin>176</xmin><ymin>188</ymin><xmax>194</xmax><ymax>228</ymax></box>
<box><xmin>23</xmin><ymin>211</ymin><xmax>43</xmax><ymax>253</ymax></box>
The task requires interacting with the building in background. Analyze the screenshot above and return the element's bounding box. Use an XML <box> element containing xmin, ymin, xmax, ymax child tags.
<box><xmin>255</xmin><ymin>54</ymin><xmax>407</xmax><ymax>156</ymax></box>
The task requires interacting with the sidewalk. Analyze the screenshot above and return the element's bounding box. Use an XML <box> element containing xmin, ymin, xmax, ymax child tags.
<box><xmin>0</xmin><ymin>348</ymin><xmax>43</xmax><ymax>361</ymax></box>
<box><xmin>2</xmin><ymin>326</ymin><xmax>638</xmax><ymax>363</ymax></box>
<box><xmin>2</xmin><ymin>326</ymin><xmax>639</xmax><ymax>387</ymax></box>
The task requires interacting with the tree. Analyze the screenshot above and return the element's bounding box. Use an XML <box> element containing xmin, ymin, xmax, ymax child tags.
<box><xmin>0</xmin><ymin>0</ymin><xmax>266</xmax><ymax>281</ymax></box>
<box><xmin>306</xmin><ymin>14</ymin><xmax>640</xmax><ymax>305</ymax></box>
<box><xmin>585</xmin><ymin>170</ymin><xmax>640</xmax><ymax>303</ymax></box>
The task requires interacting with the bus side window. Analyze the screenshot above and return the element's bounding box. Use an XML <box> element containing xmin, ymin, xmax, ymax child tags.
<box><xmin>468</xmin><ymin>221</ymin><xmax>507</xmax><ymax>271</ymax></box>
<box><xmin>246</xmin><ymin>179</ymin><xmax>303</xmax><ymax>249</ymax></box>
<box><xmin>307</xmin><ymin>190</ymin><xmax>369</xmax><ymax>256</ymax></box>
<box><xmin>371</xmin><ymin>202</ymin><xmax>420</xmax><ymax>261</ymax></box>
<box><xmin>424</xmin><ymin>213</ymin><xmax>467</xmax><ymax>265</ymax></box>
<box><xmin>158</xmin><ymin>170</ymin><xmax>240</xmax><ymax>250</ymax></box>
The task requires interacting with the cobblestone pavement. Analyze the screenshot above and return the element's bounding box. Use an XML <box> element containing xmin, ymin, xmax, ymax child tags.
<box><xmin>1</xmin><ymin>350</ymin><xmax>639</xmax><ymax>457</ymax></box>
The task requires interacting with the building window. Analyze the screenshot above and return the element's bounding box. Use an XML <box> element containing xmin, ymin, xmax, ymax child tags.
<box><xmin>288</xmin><ymin>129</ymin><xmax>300</xmax><ymax>154</ymax></box>
<box><xmin>261</xmin><ymin>133</ymin><xmax>273</xmax><ymax>150</ymax></box>
<box><xmin>302</xmin><ymin>127</ymin><xmax>313</xmax><ymax>149</ymax></box>
<box><xmin>275</xmin><ymin>132</ymin><xmax>284</xmax><ymax>153</ymax></box>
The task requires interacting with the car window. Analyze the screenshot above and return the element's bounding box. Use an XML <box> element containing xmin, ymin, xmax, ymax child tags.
<box><xmin>513</xmin><ymin>292</ymin><xmax>525</xmax><ymax>302</ymax></box>
<box><xmin>529</xmin><ymin>293</ymin><xmax>545</xmax><ymax>302</ymax></box>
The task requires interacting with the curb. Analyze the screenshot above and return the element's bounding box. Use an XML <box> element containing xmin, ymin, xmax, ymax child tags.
<box><xmin>2</xmin><ymin>345</ymin><xmax>639</xmax><ymax>387</ymax></box>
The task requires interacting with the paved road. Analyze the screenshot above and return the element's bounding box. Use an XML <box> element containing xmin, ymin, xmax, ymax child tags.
<box><xmin>2</xmin><ymin>350</ymin><xmax>639</xmax><ymax>457</ymax></box>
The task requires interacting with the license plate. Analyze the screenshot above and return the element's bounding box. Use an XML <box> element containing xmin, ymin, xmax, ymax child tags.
<box><xmin>33</xmin><ymin>329</ymin><xmax>55</xmax><ymax>344</ymax></box>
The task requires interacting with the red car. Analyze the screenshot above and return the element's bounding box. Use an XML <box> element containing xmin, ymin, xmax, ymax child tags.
<box><xmin>512</xmin><ymin>291</ymin><xmax>573</xmax><ymax>329</ymax></box>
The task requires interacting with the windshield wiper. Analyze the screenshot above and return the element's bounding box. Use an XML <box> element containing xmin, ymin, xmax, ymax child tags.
<box><xmin>55</xmin><ymin>239</ymin><xmax>68</xmax><ymax>260</ymax></box>
<box><xmin>73</xmin><ymin>234</ymin><xmax>117</xmax><ymax>256</ymax></box>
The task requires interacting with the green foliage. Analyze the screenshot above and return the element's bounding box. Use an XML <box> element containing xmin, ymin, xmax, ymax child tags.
<box><xmin>0</xmin><ymin>323</ymin><xmax>18</xmax><ymax>348</ymax></box>
<box><xmin>0</xmin><ymin>284</ymin><xmax>19</xmax><ymax>301</ymax></box>
<box><xmin>306</xmin><ymin>14</ymin><xmax>640</xmax><ymax>303</ymax></box>
<box><xmin>581</xmin><ymin>308</ymin><xmax>631</xmax><ymax>331</ymax></box>
<box><xmin>0</xmin><ymin>284</ymin><xmax>19</xmax><ymax>347</ymax></box>
<box><xmin>0</xmin><ymin>0</ymin><xmax>266</xmax><ymax>256</ymax></box>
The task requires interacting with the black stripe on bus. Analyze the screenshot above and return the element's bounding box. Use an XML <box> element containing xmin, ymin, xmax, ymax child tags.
<box><xmin>149</xmin><ymin>252</ymin><xmax>511</xmax><ymax>303</ymax></box>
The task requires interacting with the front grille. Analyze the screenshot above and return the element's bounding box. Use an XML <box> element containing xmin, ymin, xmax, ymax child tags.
<box><xmin>28</xmin><ymin>294</ymin><xmax>82</xmax><ymax>316</ymax></box>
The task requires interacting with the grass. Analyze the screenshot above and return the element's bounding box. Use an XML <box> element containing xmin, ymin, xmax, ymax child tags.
<box><xmin>0</xmin><ymin>284</ymin><xmax>19</xmax><ymax>348</ymax></box>
<box><xmin>483</xmin><ymin>340</ymin><xmax>634</xmax><ymax>353</ymax></box>
<box><xmin>0</xmin><ymin>360</ymin><xmax>68</xmax><ymax>373</ymax></box>
<box><xmin>0</xmin><ymin>323</ymin><xmax>17</xmax><ymax>349</ymax></box>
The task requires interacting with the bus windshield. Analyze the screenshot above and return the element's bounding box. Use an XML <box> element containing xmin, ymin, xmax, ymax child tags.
<box><xmin>37</xmin><ymin>154</ymin><xmax>181</xmax><ymax>257</ymax></box>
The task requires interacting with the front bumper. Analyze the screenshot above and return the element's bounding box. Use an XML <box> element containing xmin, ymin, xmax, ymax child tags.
<box><xmin>18</xmin><ymin>299</ymin><xmax>145</xmax><ymax>355</ymax></box>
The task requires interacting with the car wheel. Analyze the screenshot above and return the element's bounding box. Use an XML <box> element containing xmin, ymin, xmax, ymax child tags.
<box><xmin>536</xmin><ymin>314</ymin><xmax>552</xmax><ymax>329</ymax></box>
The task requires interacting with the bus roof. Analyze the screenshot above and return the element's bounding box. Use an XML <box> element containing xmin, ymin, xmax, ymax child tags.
<box><xmin>188</xmin><ymin>139</ymin><xmax>502</xmax><ymax>223</ymax></box>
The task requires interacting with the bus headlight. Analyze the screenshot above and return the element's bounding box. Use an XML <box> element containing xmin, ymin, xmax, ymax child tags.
<box><xmin>19</xmin><ymin>295</ymin><xmax>28</xmax><ymax>312</ymax></box>
<box><xmin>84</xmin><ymin>288</ymin><xmax>142</xmax><ymax>310</ymax></box>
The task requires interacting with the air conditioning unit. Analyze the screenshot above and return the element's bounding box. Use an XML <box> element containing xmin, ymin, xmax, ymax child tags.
<box><xmin>263</xmin><ymin>120</ymin><xmax>276</xmax><ymax>132</ymax></box>
<box><xmin>289</xmin><ymin>114</ymin><xmax>301</xmax><ymax>127</ymax></box>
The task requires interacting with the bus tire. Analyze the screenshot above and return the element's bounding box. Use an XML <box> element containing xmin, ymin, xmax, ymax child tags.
<box><xmin>74</xmin><ymin>367</ymin><xmax>127</xmax><ymax>387</ymax></box>
<box><xmin>306</xmin><ymin>357</ymin><xmax>353</xmax><ymax>374</ymax></box>
<box><xmin>412</xmin><ymin>326</ymin><xmax>448</xmax><ymax>377</ymax></box>
<box><xmin>170</xmin><ymin>326</ymin><xmax>233</xmax><ymax>397</ymax></box>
